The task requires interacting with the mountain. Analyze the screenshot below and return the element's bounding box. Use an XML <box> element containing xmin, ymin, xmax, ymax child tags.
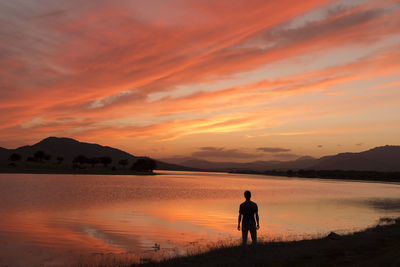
<box><xmin>160</xmin><ymin>146</ymin><xmax>400</xmax><ymax>172</ymax></box>
<box><xmin>160</xmin><ymin>157</ymin><xmax>259</xmax><ymax>171</ymax></box>
<box><xmin>159</xmin><ymin>157</ymin><xmax>317</xmax><ymax>172</ymax></box>
<box><xmin>311</xmin><ymin>145</ymin><xmax>400</xmax><ymax>172</ymax></box>
<box><xmin>0</xmin><ymin>137</ymin><xmax>194</xmax><ymax>171</ymax></box>
<box><xmin>2</xmin><ymin>139</ymin><xmax>399</xmax><ymax>172</ymax></box>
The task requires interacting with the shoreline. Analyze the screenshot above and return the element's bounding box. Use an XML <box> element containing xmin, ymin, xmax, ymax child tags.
<box><xmin>132</xmin><ymin>217</ymin><xmax>400</xmax><ymax>267</ymax></box>
<box><xmin>0</xmin><ymin>168</ymin><xmax>157</xmax><ymax>176</ymax></box>
<box><xmin>1</xmin><ymin>168</ymin><xmax>400</xmax><ymax>185</ymax></box>
<box><xmin>230</xmin><ymin>170</ymin><xmax>400</xmax><ymax>184</ymax></box>
<box><xmin>253</xmin><ymin>172</ymin><xmax>400</xmax><ymax>186</ymax></box>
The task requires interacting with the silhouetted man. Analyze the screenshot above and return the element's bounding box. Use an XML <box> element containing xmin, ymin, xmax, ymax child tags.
<box><xmin>238</xmin><ymin>190</ymin><xmax>259</xmax><ymax>252</ymax></box>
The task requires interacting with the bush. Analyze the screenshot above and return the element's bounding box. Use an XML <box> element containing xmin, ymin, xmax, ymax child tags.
<box><xmin>99</xmin><ymin>156</ymin><xmax>112</xmax><ymax>167</ymax></box>
<box><xmin>9</xmin><ymin>153</ymin><xmax>22</xmax><ymax>162</ymax></box>
<box><xmin>131</xmin><ymin>158</ymin><xmax>157</xmax><ymax>172</ymax></box>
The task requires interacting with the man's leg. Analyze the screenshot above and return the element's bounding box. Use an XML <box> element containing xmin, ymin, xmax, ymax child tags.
<box><xmin>241</xmin><ymin>225</ymin><xmax>249</xmax><ymax>255</ymax></box>
<box><xmin>242</xmin><ymin>226</ymin><xmax>248</xmax><ymax>246</ymax></box>
<box><xmin>250</xmin><ymin>225</ymin><xmax>257</xmax><ymax>248</ymax></box>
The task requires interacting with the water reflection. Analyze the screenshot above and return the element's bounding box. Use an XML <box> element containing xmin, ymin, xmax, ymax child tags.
<box><xmin>0</xmin><ymin>171</ymin><xmax>400</xmax><ymax>266</ymax></box>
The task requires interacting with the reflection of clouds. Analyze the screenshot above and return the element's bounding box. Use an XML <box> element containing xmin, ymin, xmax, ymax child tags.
<box><xmin>1</xmin><ymin>172</ymin><xmax>400</xmax><ymax>266</ymax></box>
<box><xmin>80</xmin><ymin>226</ymin><xmax>134</xmax><ymax>248</ymax></box>
<box><xmin>368</xmin><ymin>199</ymin><xmax>400</xmax><ymax>211</ymax></box>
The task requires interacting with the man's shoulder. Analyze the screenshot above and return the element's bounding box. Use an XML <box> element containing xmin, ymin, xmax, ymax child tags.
<box><xmin>251</xmin><ymin>200</ymin><xmax>258</xmax><ymax>206</ymax></box>
<box><xmin>239</xmin><ymin>201</ymin><xmax>249</xmax><ymax>209</ymax></box>
<box><xmin>240</xmin><ymin>200</ymin><xmax>257</xmax><ymax>206</ymax></box>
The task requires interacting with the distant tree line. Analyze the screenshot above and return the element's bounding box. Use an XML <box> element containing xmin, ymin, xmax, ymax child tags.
<box><xmin>8</xmin><ymin>151</ymin><xmax>56</xmax><ymax>164</ymax></box>
<box><xmin>228</xmin><ymin>169</ymin><xmax>400</xmax><ymax>182</ymax></box>
<box><xmin>131</xmin><ymin>158</ymin><xmax>157</xmax><ymax>172</ymax></box>
<box><xmin>7</xmin><ymin>151</ymin><xmax>157</xmax><ymax>173</ymax></box>
<box><xmin>72</xmin><ymin>155</ymin><xmax>113</xmax><ymax>168</ymax></box>
<box><xmin>9</xmin><ymin>153</ymin><xmax>21</xmax><ymax>162</ymax></box>
<box><xmin>72</xmin><ymin>155</ymin><xmax>156</xmax><ymax>172</ymax></box>
<box><xmin>262</xmin><ymin>169</ymin><xmax>400</xmax><ymax>182</ymax></box>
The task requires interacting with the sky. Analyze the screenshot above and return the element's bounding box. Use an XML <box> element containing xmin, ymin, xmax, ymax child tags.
<box><xmin>1</xmin><ymin>0</ymin><xmax>400</xmax><ymax>162</ymax></box>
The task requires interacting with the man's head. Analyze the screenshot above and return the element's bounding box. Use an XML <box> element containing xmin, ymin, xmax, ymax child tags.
<box><xmin>244</xmin><ymin>190</ymin><xmax>251</xmax><ymax>200</ymax></box>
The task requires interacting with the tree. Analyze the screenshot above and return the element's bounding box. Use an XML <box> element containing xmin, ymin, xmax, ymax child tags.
<box><xmin>131</xmin><ymin>158</ymin><xmax>157</xmax><ymax>172</ymax></box>
<box><xmin>86</xmin><ymin>157</ymin><xmax>100</xmax><ymax>168</ymax></box>
<box><xmin>99</xmin><ymin>156</ymin><xmax>112</xmax><ymax>167</ymax></box>
<box><xmin>9</xmin><ymin>153</ymin><xmax>22</xmax><ymax>162</ymax></box>
<box><xmin>34</xmin><ymin>150</ymin><xmax>46</xmax><ymax>162</ymax></box>
<box><xmin>118</xmin><ymin>159</ymin><xmax>129</xmax><ymax>169</ymax></box>
<box><xmin>26</xmin><ymin>157</ymin><xmax>36</xmax><ymax>162</ymax></box>
<box><xmin>44</xmin><ymin>154</ymin><xmax>51</xmax><ymax>161</ymax></box>
<box><xmin>73</xmin><ymin>155</ymin><xmax>87</xmax><ymax>166</ymax></box>
<box><xmin>56</xmin><ymin>156</ymin><xmax>64</xmax><ymax>164</ymax></box>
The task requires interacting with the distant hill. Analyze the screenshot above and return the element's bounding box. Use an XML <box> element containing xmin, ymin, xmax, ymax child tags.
<box><xmin>160</xmin><ymin>157</ymin><xmax>260</xmax><ymax>171</ymax></box>
<box><xmin>160</xmin><ymin>145</ymin><xmax>400</xmax><ymax>172</ymax></box>
<box><xmin>0</xmin><ymin>137</ymin><xmax>195</xmax><ymax>171</ymax></box>
<box><xmin>159</xmin><ymin>156</ymin><xmax>317</xmax><ymax>172</ymax></box>
<box><xmin>311</xmin><ymin>145</ymin><xmax>400</xmax><ymax>172</ymax></box>
<box><xmin>2</xmin><ymin>139</ymin><xmax>399</xmax><ymax>172</ymax></box>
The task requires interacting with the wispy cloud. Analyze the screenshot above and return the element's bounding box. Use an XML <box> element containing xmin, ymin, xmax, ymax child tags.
<box><xmin>20</xmin><ymin>117</ymin><xmax>43</xmax><ymax>129</ymax></box>
<box><xmin>88</xmin><ymin>90</ymin><xmax>144</xmax><ymax>109</ymax></box>
<box><xmin>257</xmin><ymin>147</ymin><xmax>291</xmax><ymax>153</ymax></box>
<box><xmin>272</xmin><ymin>153</ymin><xmax>300</xmax><ymax>160</ymax></box>
<box><xmin>0</xmin><ymin>0</ymin><xmax>399</xmax><ymax>159</ymax></box>
<box><xmin>192</xmin><ymin>147</ymin><xmax>261</xmax><ymax>159</ymax></box>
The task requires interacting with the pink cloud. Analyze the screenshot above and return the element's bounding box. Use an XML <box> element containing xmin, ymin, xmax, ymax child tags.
<box><xmin>1</xmin><ymin>0</ymin><xmax>399</xmax><ymax>157</ymax></box>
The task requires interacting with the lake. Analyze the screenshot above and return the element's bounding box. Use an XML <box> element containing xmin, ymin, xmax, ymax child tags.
<box><xmin>1</xmin><ymin>171</ymin><xmax>400</xmax><ymax>266</ymax></box>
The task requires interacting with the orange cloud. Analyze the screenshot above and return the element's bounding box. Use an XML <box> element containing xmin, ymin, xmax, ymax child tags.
<box><xmin>1</xmin><ymin>0</ymin><xmax>400</xmax><ymax>158</ymax></box>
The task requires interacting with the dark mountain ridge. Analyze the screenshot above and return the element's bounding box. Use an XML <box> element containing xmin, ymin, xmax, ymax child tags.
<box><xmin>312</xmin><ymin>145</ymin><xmax>400</xmax><ymax>172</ymax></box>
<box><xmin>1</xmin><ymin>138</ymin><xmax>399</xmax><ymax>172</ymax></box>
<box><xmin>161</xmin><ymin>145</ymin><xmax>400</xmax><ymax>172</ymax></box>
<box><xmin>159</xmin><ymin>156</ymin><xmax>318</xmax><ymax>172</ymax></box>
<box><xmin>0</xmin><ymin>137</ymin><xmax>194</xmax><ymax>171</ymax></box>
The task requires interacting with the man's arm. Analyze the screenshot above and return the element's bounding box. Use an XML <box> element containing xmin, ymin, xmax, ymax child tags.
<box><xmin>255</xmin><ymin>204</ymin><xmax>260</xmax><ymax>229</ymax></box>
<box><xmin>238</xmin><ymin>213</ymin><xmax>242</xmax><ymax>231</ymax></box>
<box><xmin>255</xmin><ymin>211</ymin><xmax>259</xmax><ymax>230</ymax></box>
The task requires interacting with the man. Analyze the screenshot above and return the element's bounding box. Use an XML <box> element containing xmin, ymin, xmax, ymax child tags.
<box><xmin>238</xmin><ymin>190</ymin><xmax>259</xmax><ymax>251</ymax></box>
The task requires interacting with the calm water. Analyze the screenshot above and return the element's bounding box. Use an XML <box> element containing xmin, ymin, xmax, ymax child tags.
<box><xmin>1</xmin><ymin>171</ymin><xmax>400</xmax><ymax>266</ymax></box>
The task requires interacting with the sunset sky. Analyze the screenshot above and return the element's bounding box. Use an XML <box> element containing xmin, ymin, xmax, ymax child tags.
<box><xmin>1</xmin><ymin>0</ymin><xmax>399</xmax><ymax>162</ymax></box>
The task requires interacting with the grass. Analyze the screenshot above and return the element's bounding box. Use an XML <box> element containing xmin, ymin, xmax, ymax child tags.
<box><xmin>128</xmin><ymin>217</ymin><xmax>400</xmax><ymax>267</ymax></box>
